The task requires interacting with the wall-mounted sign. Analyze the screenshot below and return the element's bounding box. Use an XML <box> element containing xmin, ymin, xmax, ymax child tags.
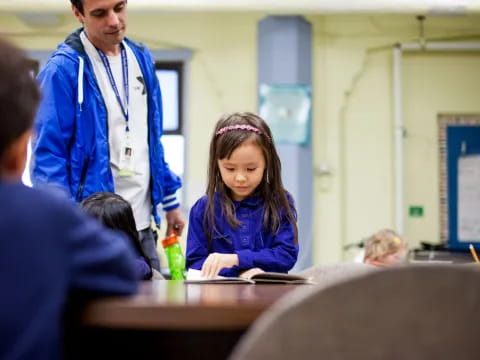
<box><xmin>259</xmin><ymin>84</ymin><xmax>311</xmax><ymax>146</ymax></box>
<box><xmin>409</xmin><ymin>206</ymin><xmax>424</xmax><ymax>218</ymax></box>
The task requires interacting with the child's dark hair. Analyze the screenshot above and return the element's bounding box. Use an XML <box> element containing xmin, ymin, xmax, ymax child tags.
<box><xmin>0</xmin><ymin>37</ymin><xmax>40</xmax><ymax>161</ymax></box>
<box><xmin>205</xmin><ymin>112</ymin><xmax>298</xmax><ymax>248</ymax></box>
<box><xmin>80</xmin><ymin>192</ymin><xmax>152</xmax><ymax>271</ymax></box>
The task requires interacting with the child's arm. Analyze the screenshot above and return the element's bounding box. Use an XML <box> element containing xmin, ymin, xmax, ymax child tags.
<box><xmin>185</xmin><ymin>199</ymin><xmax>210</xmax><ymax>271</ymax></box>
<box><xmin>135</xmin><ymin>257</ymin><xmax>153</xmax><ymax>280</ymax></box>
<box><xmin>236</xmin><ymin>215</ymin><xmax>298</xmax><ymax>273</ymax></box>
<box><xmin>186</xmin><ymin>199</ymin><xmax>241</xmax><ymax>278</ymax></box>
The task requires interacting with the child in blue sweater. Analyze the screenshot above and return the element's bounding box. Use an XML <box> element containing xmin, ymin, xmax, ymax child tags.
<box><xmin>186</xmin><ymin>112</ymin><xmax>298</xmax><ymax>278</ymax></box>
<box><xmin>0</xmin><ymin>36</ymin><xmax>138</xmax><ymax>360</ymax></box>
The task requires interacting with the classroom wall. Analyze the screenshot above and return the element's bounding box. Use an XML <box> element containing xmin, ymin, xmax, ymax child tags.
<box><xmin>311</xmin><ymin>15</ymin><xmax>480</xmax><ymax>263</ymax></box>
<box><xmin>402</xmin><ymin>52</ymin><xmax>480</xmax><ymax>248</ymax></box>
<box><xmin>2</xmin><ymin>10</ymin><xmax>480</xmax><ymax>264</ymax></box>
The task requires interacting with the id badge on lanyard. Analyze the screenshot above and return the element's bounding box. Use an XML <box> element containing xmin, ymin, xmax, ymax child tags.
<box><xmin>97</xmin><ymin>44</ymin><xmax>134</xmax><ymax>177</ymax></box>
<box><xmin>119</xmin><ymin>134</ymin><xmax>134</xmax><ymax>177</ymax></box>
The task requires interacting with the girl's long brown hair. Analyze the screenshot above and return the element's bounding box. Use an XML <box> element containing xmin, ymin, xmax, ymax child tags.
<box><xmin>204</xmin><ymin>112</ymin><xmax>298</xmax><ymax>249</ymax></box>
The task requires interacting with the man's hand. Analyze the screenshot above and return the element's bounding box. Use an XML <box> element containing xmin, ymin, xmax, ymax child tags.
<box><xmin>165</xmin><ymin>207</ymin><xmax>185</xmax><ymax>236</ymax></box>
<box><xmin>201</xmin><ymin>253</ymin><xmax>239</xmax><ymax>279</ymax></box>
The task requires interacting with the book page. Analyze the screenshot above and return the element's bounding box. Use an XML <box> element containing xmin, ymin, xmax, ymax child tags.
<box><xmin>186</xmin><ymin>268</ymin><xmax>227</xmax><ymax>281</ymax></box>
<box><xmin>185</xmin><ymin>269</ymin><xmax>252</xmax><ymax>284</ymax></box>
<box><xmin>250</xmin><ymin>272</ymin><xmax>313</xmax><ymax>284</ymax></box>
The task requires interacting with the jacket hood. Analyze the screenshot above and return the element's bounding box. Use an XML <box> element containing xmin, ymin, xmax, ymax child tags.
<box><xmin>64</xmin><ymin>28</ymin><xmax>86</xmax><ymax>56</ymax></box>
<box><xmin>54</xmin><ymin>28</ymin><xmax>145</xmax><ymax>111</ymax></box>
<box><xmin>61</xmin><ymin>28</ymin><xmax>146</xmax><ymax>59</ymax></box>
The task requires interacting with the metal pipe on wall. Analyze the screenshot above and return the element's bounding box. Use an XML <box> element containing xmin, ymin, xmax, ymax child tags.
<box><xmin>393</xmin><ymin>45</ymin><xmax>403</xmax><ymax>234</ymax></box>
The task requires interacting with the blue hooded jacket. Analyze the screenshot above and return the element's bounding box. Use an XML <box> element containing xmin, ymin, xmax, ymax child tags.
<box><xmin>31</xmin><ymin>29</ymin><xmax>181</xmax><ymax>223</ymax></box>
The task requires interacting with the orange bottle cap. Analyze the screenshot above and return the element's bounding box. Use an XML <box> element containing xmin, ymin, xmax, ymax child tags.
<box><xmin>162</xmin><ymin>234</ymin><xmax>179</xmax><ymax>248</ymax></box>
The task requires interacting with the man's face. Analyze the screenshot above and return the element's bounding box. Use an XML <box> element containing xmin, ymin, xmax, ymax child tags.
<box><xmin>73</xmin><ymin>0</ymin><xmax>127</xmax><ymax>53</ymax></box>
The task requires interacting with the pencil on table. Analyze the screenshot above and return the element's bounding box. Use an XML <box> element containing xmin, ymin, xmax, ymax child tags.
<box><xmin>469</xmin><ymin>244</ymin><xmax>480</xmax><ymax>263</ymax></box>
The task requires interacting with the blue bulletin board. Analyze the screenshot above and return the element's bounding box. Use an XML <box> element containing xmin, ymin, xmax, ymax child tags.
<box><xmin>439</xmin><ymin>115</ymin><xmax>480</xmax><ymax>251</ymax></box>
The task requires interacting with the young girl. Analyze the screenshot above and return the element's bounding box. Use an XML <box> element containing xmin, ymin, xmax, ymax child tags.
<box><xmin>363</xmin><ymin>229</ymin><xmax>408</xmax><ymax>267</ymax></box>
<box><xmin>80</xmin><ymin>192</ymin><xmax>153</xmax><ymax>280</ymax></box>
<box><xmin>186</xmin><ymin>112</ymin><xmax>298</xmax><ymax>278</ymax></box>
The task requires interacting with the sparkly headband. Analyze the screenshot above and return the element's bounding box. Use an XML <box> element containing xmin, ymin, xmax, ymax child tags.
<box><xmin>215</xmin><ymin>124</ymin><xmax>270</xmax><ymax>141</ymax></box>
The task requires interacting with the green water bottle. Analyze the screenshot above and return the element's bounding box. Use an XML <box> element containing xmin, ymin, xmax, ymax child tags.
<box><xmin>161</xmin><ymin>229</ymin><xmax>186</xmax><ymax>280</ymax></box>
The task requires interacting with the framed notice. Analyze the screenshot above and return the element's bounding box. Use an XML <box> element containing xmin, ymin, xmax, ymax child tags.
<box><xmin>438</xmin><ymin>114</ymin><xmax>480</xmax><ymax>250</ymax></box>
<box><xmin>259</xmin><ymin>84</ymin><xmax>311</xmax><ymax>146</ymax></box>
<box><xmin>457</xmin><ymin>155</ymin><xmax>480</xmax><ymax>242</ymax></box>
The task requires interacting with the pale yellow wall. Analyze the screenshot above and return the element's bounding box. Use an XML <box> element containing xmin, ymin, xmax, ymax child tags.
<box><xmin>310</xmin><ymin>15</ymin><xmax>480</xmax><ymax>262</ymax></box>
<box><xmin>403</xmin><ymin>53</ymin><xmax>480</xmax><ymax>248</ymax></box>
<box><xmin>127</xmin><ymin>13</ymin><xmax>263</xmax><ymax>206</ymax></box>
<box><xmin>2</xmin><ymin>11</ymin><xmax>480</xmax><ymax>264</ymax></box>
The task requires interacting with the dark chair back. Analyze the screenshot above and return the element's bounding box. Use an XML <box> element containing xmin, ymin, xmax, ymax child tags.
<box><xmin>230</xmin><ymin>265</ymin><xmax>480</xmax><ymax>360</ymax></box>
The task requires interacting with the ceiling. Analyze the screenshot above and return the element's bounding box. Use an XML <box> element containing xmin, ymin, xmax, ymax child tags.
<box><xmin>0</xmin><ymin>0</ymin><xmax>478</xmax><ymax>14</ymax></box>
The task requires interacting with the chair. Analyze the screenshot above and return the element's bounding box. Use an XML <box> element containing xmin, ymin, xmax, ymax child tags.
<box><xmin>298</xmin><ymin>262</ymin><xmax>377</xmax><ymax>289</ymax></box>
<box><xmin>230</xmin><ymin>265</ymin><xmax>480</xmax><ymax>360</ymax></box>
<box><xmin>151</xmin><ymin>268</ymin><xmax>165</xmax><ymax>280</ymax></box>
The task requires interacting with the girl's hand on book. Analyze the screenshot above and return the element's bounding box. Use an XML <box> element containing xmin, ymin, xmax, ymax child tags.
<box><xmin>201</xmin><ymin>253</ymin><xmax>239</xmax><ymax>278</ymax></box>
<box><xmin>239</xmin><ymin>267</ymin><xmax>264</xmax><ymax>279</ymax></box>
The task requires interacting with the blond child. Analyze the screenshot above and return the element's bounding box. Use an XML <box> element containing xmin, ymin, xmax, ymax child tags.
<box><xmin>363</xmin><ymin>229</ymin><xmax>408</xmax><ymax>267</ymax></box>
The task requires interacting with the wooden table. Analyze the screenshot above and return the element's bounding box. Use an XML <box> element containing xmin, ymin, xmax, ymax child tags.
<box><xmin>412</xmin><ymin>249</ymin><xmax>474</xmax><ymax>264</ymax></box>
<box><xmin>65</xmin><ymin>280</ymin><xmax>303</xmax><ymax>360</ymax></box>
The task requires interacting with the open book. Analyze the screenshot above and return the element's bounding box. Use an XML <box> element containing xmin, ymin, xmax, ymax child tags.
<box><xmin>185</xmin><ymin>268</ymin><xmax>312</xmax><ymax>284</ymax></box>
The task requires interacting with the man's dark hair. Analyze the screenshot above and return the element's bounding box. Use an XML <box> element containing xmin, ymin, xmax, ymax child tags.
<box><xmin>70</xmin><ymin>0</ymin><xmax>128</xmax><ymax>15</ymax></box>
<box><xmin>0</xmin><ymin>36</ymin><xmax>40</xmax><ymax>161</ymax></box>
<box><xmin>70</xmin><ymin>0</ymin><xmax>84</xmax><ymax>15</ymax></box>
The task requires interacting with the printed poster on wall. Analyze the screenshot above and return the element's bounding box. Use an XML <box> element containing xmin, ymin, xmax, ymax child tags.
<box><xmin>458</xmin><ymin>154</ymin><xmax>480</xmax><ymax>242</ymax></box>
<box><xmin>259</xmin><ymin>84</ymin><xmax>311</xmax><ymax>146</ymax></box>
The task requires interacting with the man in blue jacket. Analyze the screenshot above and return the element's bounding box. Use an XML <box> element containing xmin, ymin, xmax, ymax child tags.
<box><xmin>31</xmin><ymin>0</ymin><xmax>185</xmax><ymax>271</ymax></box>
<box><xmin>0</xmin><ymin>35</ymin><xmax>138</xmax><ymax>360</ymax></box>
